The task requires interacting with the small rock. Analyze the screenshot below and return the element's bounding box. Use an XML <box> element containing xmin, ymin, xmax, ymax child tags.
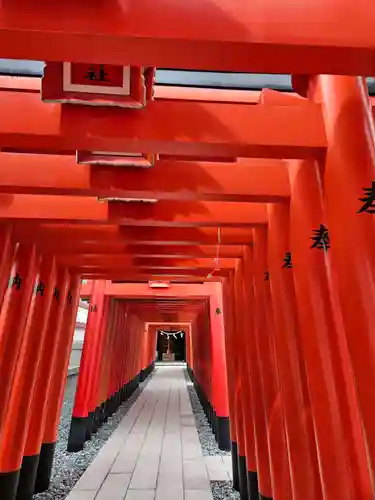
<box><xmin>183</xmin><ymin>372</ymin><xmax>240</xmax><ymax>500</ymax></box>
<box><xmin>211</xmin><ymin>481</ymin><xmax>240</xmax><ymax>500</ymax></box>
<box><xmin>184</xmin><ymin>372</ymin><xmax>230</xmax><ymax>456</ymax></box>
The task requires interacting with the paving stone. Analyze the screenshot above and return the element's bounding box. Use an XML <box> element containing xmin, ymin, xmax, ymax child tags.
<box><xmin>125</xmin><ymin>490</ymin><xmax>156</xmax><ymax>500</ymax></box>
<box><xmin>65</xmin><ymin>491</ymin><xmax>97</xmax><ymax>500</ymax></box>
<box><xmin>63</xmin><ymin>366</ymin><xmax>215</xmax><ymax>500</ymax></box>
<box><xmin>111</xmin><ymin>433</ymin><xmax>145</xmax><ymax>473</ymax></box>
<box><xmin>96</xmin><ymin>473</ymin><xmax>131</xmax><ymax>500</ymax></box>
<box><xmin>185</xmin><ymin>489</ymin><xmax>213</xmax><ymax>500</ymax></box>
<box><xmin>34</xmin><ymin>374</ymin><xmax>154</xmax><ymax>500</ymax></box>
<box><xmin>183</xmin><ymin>458</ymin><xmax>211</xmax><ymax>490</ymax></box>
<box><xmin>204</xmin><ymin>456</ymin><xmax>231</xmax><ymax>480</ymax></box>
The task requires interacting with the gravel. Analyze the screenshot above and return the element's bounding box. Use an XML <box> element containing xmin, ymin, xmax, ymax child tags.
<box><xmin>34</xmin><ymin>367</ymin><xmax>237</xmax><ymax>500</ymax></box>
<box><xmin>185</xmin><ymin>372</ymin><xmax>241</xmax><ymax>500</ymax></box>
<box><xmin>185</xmin><ymin>375</ymin><xmax>230</xmax><ymax>456</ymax></box>
<box><xmin>211</xmin><ymin>481</ymin><xmax>240</xmax><ymax>499</ymax></box>
<box><xmin>34</xmin><ymin>373</ymin><xmax>152</xmax><ymax>500</ymax></box>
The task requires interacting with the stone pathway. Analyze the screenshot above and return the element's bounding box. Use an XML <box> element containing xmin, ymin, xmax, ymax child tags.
<box><xmin>65</xmin><ymin>365</ymin><xmax>231</xmax><ymax>500</ymax></box>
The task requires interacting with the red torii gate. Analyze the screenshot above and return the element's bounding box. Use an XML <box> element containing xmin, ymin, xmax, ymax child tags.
<box><xmin>0</xmin><ymin>2</ymin><xmax>373</xmax><ymax>500</ymax></box>
<box><xmin>72</xmin><ymin>282</ymin><xmax>230</xmax><ymax>451</ymax></box>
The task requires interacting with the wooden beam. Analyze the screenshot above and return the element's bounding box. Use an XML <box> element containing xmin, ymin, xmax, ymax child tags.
<box><xmin>0</xmin><ymin>92</ymin><xmax>326</xmax><ymax>158</ymax></box>
<box><xmin>0</xmin><ymin>155</ymin><xmax>290</xmax><ymax>202</ymax></box>
<box><xmin>0</xmin><ymin>195</ymin><xmax>268</xmax><ymax>226</ymax></box>
<box><xmin>0</xmin><ymin>0</ymin><xmax>373</xmax><ymax>74</ymax></box>
<box><xmin>14</xmin><ymin>224</ymin><xmax>254</xmax><ymax>245</ymax></box>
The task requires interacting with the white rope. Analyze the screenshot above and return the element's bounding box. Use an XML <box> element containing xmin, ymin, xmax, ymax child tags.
<box><xmin>159</xmin><ymin>330</ymin><xmax>184</xmax><ymax>337</ymax></box>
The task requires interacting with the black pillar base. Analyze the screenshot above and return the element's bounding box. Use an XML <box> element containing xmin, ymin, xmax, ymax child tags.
<box><xmin>106</xmin><ymin>395</ymin><xmax>116</xmax><ymax>417</ymax></box>
<box><xmin>16</xmin><ymin>454</ymin><xmax>39</xmax><ymax>500</ymax></box>
<box><xmin>114</xmin><ymin>391</ymin><xmax>121</xmax><ymax>412</ymax></box>
<box><xmin>120</xmin><ymin>385</ymin><xmax>127</xmax><ymax>402</ymax></box>
<box><xmin>91</xmin><ymin>407</ymin><xmax>103</xmax><ymax>434</ymax></box>
<box><xmin>247</xmin><ymin>470</ymin><xmax>259</xmax><ymax>500</ymax></box>
<box><xmin>0</xmin><ymin>470</ymin><xmax>21</xmax><ymax>500</ymax></box>
<box><xmin>212</xmin><ymin>410</ymin><xmax>217</xmax><ymax>439</ymax></box>
<box><xmin>231</xmin><ymin>441</ymin><xmax>240</xmax><ymax>491</ymax></box>
<box><xmin>140</xmin><ymin>362</ymin><xmax>154</xmax><ymax>381</ymax></box>
<box><xmin>67</xmin><ymin>365</ymin><xmax>154</xmax><ymax>454</ymax></box>
<box><xmin>91</xmin><ymin>412</ymin><xmax>98</xmax><ymax>434</ymax></box>
<box><xmin>98</xmin><ymin>403</ymin><xmax>106</xmax><ymax>425</ymax></box>
<box><xmin>97</xmin><ymin>406</ymin><xmax>104</xmax><ymax>430</ymax></box>
<box><xmin>85</xmin><ymin>412</ymin><xmax>95</xmax><ymax>440</ymax></box>
<box><xmin>216</xmin><ymin>416</ymin><xmax>231</xmax><ymax>451</ymax></box>
<box><xmin>187</xmin><ymin>367</ymin><xmax>231</xmax><ymax>452</ymax></box>
<box><xmin>238</xmin><ymin>455</ymin><xmax>248</xmax><ymax>500</ymax></box>
<box><xmin>67</xmin><ymin>416</ymin><xmax>88</xmax><ymax>452</ymax></box>
<box><xmin>34</xmin><ymin>442</ymin><xmax>56</xmax><ymax>494</ymax></box>
<box><xmin>103</xmin><ymin>398</ymin><xmax>111</xmax><ymax>419</ymax></box>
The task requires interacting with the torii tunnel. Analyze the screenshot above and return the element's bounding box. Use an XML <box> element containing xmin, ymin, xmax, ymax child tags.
<box><xmin>0</xmin><ymin>1</ymin><xmax>374</xmax><ymax>499</ymax></box>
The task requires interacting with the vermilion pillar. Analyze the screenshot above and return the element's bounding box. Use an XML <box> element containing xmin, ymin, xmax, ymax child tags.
<box><xmin>103</xmin><ymin>299</ymin><xmax>118</xmax><ymax>416</ymax></box>
<box><xmin>17</xmin><ymin>267</ymin><xmax>70</xmax><ymax>500</ymax></box>
<box><xmin>149</xmin><ymin>325</ymin><xmax>157</xmax><ymax>373</ymax></box>
<box><xmin>241</xmin><ymin>248</ymin><xmax>273</xmax><ymax>500</ymax></box>
<box><xmin>151</xmin><ymin>326</ymin><xmax>157</xmax><ymax>369</ymax></box>
<box><xmin>189</xmin><ymin>309</ymin><xmax>209</xmax><ymax>418</ymax></box>
<box><xmin>313</xmin><ymin>75</ymin><xmax>375</xmax><ymax>482</ymax></box>
<box><xmin>85</xmin><ymin>283</ymin><xmax>108</xmax><ymax>434</ymax></box>
<box><xmin>289</xmin><ymin>158</ymin><xmax>373</xmax><ymax>498</ymax></box>
<box><xmin>115</xmin><ymin>303</ymin><xmax>127</xmax><ymax>403</ymax></box>
<box><xmin>221</xmin><ymin>277</ymin><xmax>240</xmax><ymax>491</ymax></box>
<box><xmin>110</xmin><ymin>301</ymin><xmax>123</xmax><ymax>413</ymax></box>
<box><xmin>232</xmin><ymin>268</ymin><xmax>256</xmax><ymax>500</ymax></box>
<box><xmin>185</xmin><ymin>325</ymin><xmax>192</xmax><ymax>368</ymax></box>
<box><xmin>140</xmin><ymin>326</ymin><xmax>149</xmax><ymax>381</ymax></box>
<box><xmin>208</xmin><ymin>283</ymin><xmax>230</xmax><ymax>450</ymax></box>
<box><xmin>36</xmin><ymin>275</ymin><xmax>81</xmax><ymax>493</ymax></box>
<box><xmin>0</xmin><ymin>224</ymin><xmax>15</xmax><ymax>308</ymax></box>
<box><xmin>0</xmin><ymin>243</ymin><xmax>38</xmax><ymax>452</ymax></box>
<box><xmin>88</xmin><ymin>296</ymin><xmax>110</xmax><ymax>430</ymax></box>
<box><xmin>267</xmin><ymin>202</ymin><xmax>323</xmax><ymax>500</ymax></box>
<box><xmin>141</xmin><ymin>323</ymin><xmax>156</xmax><ymax>381</ymax></box>
<box><xmin>97</xmin><ymin>299</ymin><xmax>115</xmax><ymax>419</ymax></box>
<box><xmin>107</xmin><ymin>301</ymin><xmax>127</xmax><ymax>413</ymax></box>
<box><xmin>108</xmin><ymin>302</ymin><xmax>123</xmax><ymax>411</ymax></box>
<box><xmin>123</xmin><ymin>306</ymin><xmax>136</xmax><ymax>401</ymax></box>
<box><xmin>68</xmin><ymin>279</ymin><xmax>106</xmax><ymax>451</ymax></box>
<box><xmin>252</xmin><ymin>227</ymin><xmax>292</xmax><ymax>500</ymax></box>
<box><xmin>0</xmin><ymin>256</ymin><xmax>56</xmax><ymax>500</ymax></box>
<box><xmin>187</xmin><ymin>325</ymin><xmax>194</xmax><ymax>371</ymax></box>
